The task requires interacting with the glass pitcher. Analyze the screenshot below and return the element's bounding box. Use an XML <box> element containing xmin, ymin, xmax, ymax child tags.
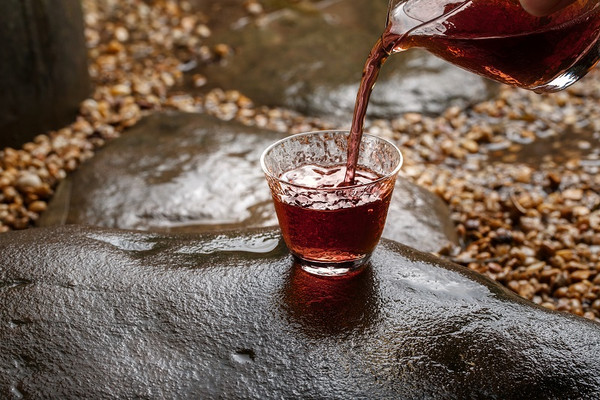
<box><xmin>383</xmin><ymin>0</ymin><xmax>600</xmax><ymax>92</ymax></box>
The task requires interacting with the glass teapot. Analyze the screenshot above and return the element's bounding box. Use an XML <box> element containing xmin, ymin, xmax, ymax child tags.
<box><xmin>383</xmin><ymin>0</ymin><xmax>600</xmax><ymax>92</ymax></box>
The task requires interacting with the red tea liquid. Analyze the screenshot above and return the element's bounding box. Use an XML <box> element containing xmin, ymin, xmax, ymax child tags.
<box><xmin>387</xmin><ymin>0</ymin><xmax>600</xmax><ymax>90</ymax></box>
<box><xmin>274</xmin><ymin>165</ymin><xmax>392</xmax><ymax>263</ymax></box>
<box><xmin>344</xmin><ymin>0</ymin><xmax>600</xmax><ymax>184</ymax></box>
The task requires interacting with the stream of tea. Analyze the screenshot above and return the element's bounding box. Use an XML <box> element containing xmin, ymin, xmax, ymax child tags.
<box><xmin>343</xmin><ymin>0</ymin><xmax>600</xmax><ymax>184</ymax></box>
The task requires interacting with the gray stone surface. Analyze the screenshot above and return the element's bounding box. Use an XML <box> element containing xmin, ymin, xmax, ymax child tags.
<box><xmin>39</xmin><ymin>112</ymin><xmax>457</xmax><ymax>253</ymax></box>
<box><xmin>197</xmin><ymin>0</ymin><xmax>496</xmax><ymax>119</ymax></box>
<box><xmin>1</xmin><ymin>225</ymin><xmax>600</xmax><ymax>399</ymax></box>
<box><xmin>0</xmin><ymin>0</ymin><xmax>90</xmax><ymax>148</ymax></box>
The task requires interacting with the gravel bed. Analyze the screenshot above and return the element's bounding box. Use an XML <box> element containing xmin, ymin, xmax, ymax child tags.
<box><xmin>1</xmin><ymin>0</ymin><xmax>599</xmax><ymax>321</ymax></box>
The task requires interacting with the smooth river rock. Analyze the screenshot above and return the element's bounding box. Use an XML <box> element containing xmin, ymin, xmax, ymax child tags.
<box><xmin>39</xmin><ymin>112</ymin><xmax>458</xmax><ymax>253</ymax></box>
<box><xmin>197</xmin><ymin>0</ymin><xmax>496</xmax><ymax>119</ymax></box>
<box><xmin>0</xmin><ymin>0</ymin><xmax>90</xmax><ymax>148</ymax></box>
<box><xmin>1</xmin><ymin>225</ymin><xmax>600</xmax><ymax>399</ymax></box>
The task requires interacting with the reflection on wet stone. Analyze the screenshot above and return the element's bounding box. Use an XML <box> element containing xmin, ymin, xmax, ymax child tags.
<box><xmin>281</xmin><ymin>262</ymin><xmax>379</xmax><ymax>338</ymax></box>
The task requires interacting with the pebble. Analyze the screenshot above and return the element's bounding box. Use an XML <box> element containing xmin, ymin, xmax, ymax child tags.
<box><xmin>114</xmin><ymin>26</ymin><xmax>129</xmax><ymax>42</ymax></box>
<box><xmin>193</xmin><ymin>74</ymin><xmax>207</xmax><ymax>88</ymax></box>
<box><xmin>244</xmin><ymin>0</ymin><xmax>264</xmax><ymax>15</ymax></box>
<box><xmin>15</xmin><ymin>172</ymin><xmax>43</xmax><ymax>192</ymax></box>
<box><xmin>28</xmin><ymin>201</ymin><xmax>47</xmax><ymax>213</ymax></box>
<box><xmin>1</xmin><ymin>0</ymin><xmax>600</xmax><ymax>322</ymax></box>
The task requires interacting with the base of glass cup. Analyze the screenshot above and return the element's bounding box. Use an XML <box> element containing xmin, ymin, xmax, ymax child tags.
<box><xmin>293</xmin><ymin>254</ymin><xmax>371</xmax><ymax>277</ymax></box>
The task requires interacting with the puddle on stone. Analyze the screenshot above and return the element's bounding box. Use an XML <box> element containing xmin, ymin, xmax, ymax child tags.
<box><xmin>87</xmin><ymin>233</ymin><xmax>158</xmax><ymax>252</ymax></box>
<box><xmin>232</xmin><ymin>349</ymin><xmax>255</xmax><ymax>364</ymax></box>
<box><xmin>176</xmin><ymin>232</ymin><xmax>281</xmax><ymax>255</ymax></box>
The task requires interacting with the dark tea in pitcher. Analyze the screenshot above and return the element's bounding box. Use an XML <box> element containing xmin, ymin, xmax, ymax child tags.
<box><xmin>344</xmin><ymin>0</ymin><xmax>600</xmax><ymax>184</ymax></box>
<box><xmin>385</xmin><ymin>0</ymin><xmax>600</xmax><ymax>91</ymax></box>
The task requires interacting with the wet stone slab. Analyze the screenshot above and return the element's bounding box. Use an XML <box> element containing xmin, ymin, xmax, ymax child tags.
<box><xmin>39</xmin><ymin>112</ymin><xmax>457</xmax><ymax>253</ymax></box>
<box><xmin>195</xmin><ymin>0</ymin><xmax>496</xmax><ymax>119</ymax></box>
<box><xmin>1</xmin><ymin>225</ymin><xmax>600</xmax><ymax>399</ymax></box>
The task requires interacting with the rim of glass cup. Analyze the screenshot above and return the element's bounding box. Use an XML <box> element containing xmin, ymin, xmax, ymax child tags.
<box><xmin>260</xmin><ymin>130</ymin><xmax>403</xmax><ymax>191</ymax></box>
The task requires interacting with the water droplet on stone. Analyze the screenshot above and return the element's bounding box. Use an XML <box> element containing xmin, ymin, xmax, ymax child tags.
<box><xmin>10</xmin><ymin>386</ymin><xmax>23</xmax><ymax>399</ymax></box>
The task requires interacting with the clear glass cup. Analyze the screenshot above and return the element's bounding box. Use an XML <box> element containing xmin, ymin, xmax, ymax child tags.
<box><xmin>261</xmin><ymin>130</ymin><xmax>402</xmax><ymax>277</ymax></box>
